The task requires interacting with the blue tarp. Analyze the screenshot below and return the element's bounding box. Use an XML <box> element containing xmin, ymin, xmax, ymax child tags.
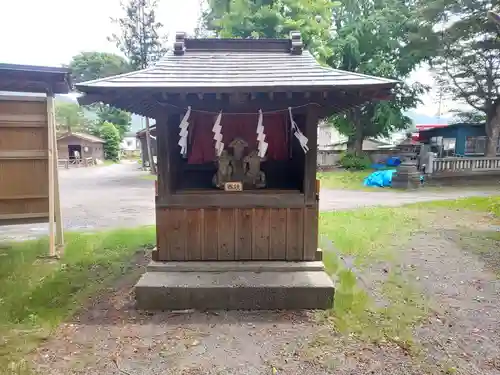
<box><xmin>386</xmin><ymin>157</ymin><xmax>401</xmax><ymax>167</ymax></box>
<box><xmin>364</xmin><ymin>169</ymin><xmax>425</xmax><ymax>188</ymax></box>
<box><xmin>363</xmin><ymin>169</ymin><xmax>397</xmax><ymax>188</ymax></box>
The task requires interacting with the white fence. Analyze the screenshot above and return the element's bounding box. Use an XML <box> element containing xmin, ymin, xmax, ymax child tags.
<box><xmin>428</xmin><ymin>155</ymin><xmax>500</xmax><ymax>175</ymax></box>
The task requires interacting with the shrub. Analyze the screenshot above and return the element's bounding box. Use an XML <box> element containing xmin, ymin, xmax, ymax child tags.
<box><xmin>339</xmin><ymin>152</ymin><xmax>371</xmax><ymax>170</ymax></box>
<box><xmin>99</xmin><ymin>122</ymin><xmax>121</xmax><ymax>162</ymax></box>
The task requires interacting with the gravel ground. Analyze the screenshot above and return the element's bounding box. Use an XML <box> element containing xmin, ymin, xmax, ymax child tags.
<box><xmin>1</xmin><ymin>161</ymin><xmax>496</xmax><ymax>241</ymax></box>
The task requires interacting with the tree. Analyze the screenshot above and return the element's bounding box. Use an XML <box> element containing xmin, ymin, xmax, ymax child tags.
<box><xmin>68</xmin><ymin>52</ymin><xmax>131</xmax><ymax>83</ymax></box>
<box><xmin>67</xmin><ymin>51</ymin><xmax>132</xmax><ymax>139</ymax></box>
<box><xmin>109</xmin><ymin>0</ymin><xmax>168</xmax><ymax>174</ymax></box>
<box><xmin>109</xmin><ymin>0</ymin><xmax>168</xmax><ymax>70</ymax></box>
<box><xmin>451</xmin><ymin>110</ymin><xmax>487</xmax><ymax>124</ymax></box>
<box><xmin>99</xmin><ymin>122</ymin><xmax>121</xmax><ymax>161</ymax></box>
<box><xmin>327</xmin><ymin>0</ymin><xmax>431</xmax><ymax>153</ymax></box>
<box><xmin>96</xmin><ymin>105</ymin><xmax>132</xmax><ymax>139</ymax></box>
<box><xmin>203</xmin><ymin>0</ymin><xmax>431</xmax><ymax>154</ymax></box>
<box><xmin>203</xmin><ymin>0</ymin><xmax>338</xmax><ymax>62</ymax></box>
<box><xmin>55</xmin><ymin>102</ymin><xmax>94</xmax><ymax>133</ymax></box>
<box><xmin>422</xmin><ymin>0</ymin><xmax>500</xmax><ymax>156</ymax></box>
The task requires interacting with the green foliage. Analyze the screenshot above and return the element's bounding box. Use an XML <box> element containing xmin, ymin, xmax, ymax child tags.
<box><xmin>450</xmin><ymin>110</ymin><xmax>487</xmax><ymax>124</ymax></box>
<box><xmin>422</xmin><ymin>0</ymin><xmax>500</xmax><ymax>155</ymax></box>
<box><xmin>99</xmin><ymin>122</ymin><xmax>121</xmax><ymax>161</ymax></box>
<box><xmin>203</xmin><ymin>0</ymin><xmax>339</xmax><ymax>62</ymax></box>
<box><xmin>339</xmin><ymin>152</ymin><xmax>371</xmax><ymax>170</ymax></box>
<box><xmin>54</xmin><ymin>101</ymin><xmax>94</xmax><ymax>133</ymax></box>
<box><xmin>66</xmin><ymin>52</ymin><xmax>132</xmax><ymax>140</ymax></box>
<box><xmin>96</xmin><ymin>104</ymin><xmax>132</xmax><ymax>139</ymax></box>
<box><xmin>67</xmin><ymin>51</ymin><xmax>130</xmax><ymax>83</ymax></box>
<box><xmin>328</xmin><ymin>0</ymin><xmax>430</xmax><ymax>150</ymax></box>
<box><xmin>109</xmin><ymin>0</ymin><xmax>168</xmax><ymax>70</ymax></box>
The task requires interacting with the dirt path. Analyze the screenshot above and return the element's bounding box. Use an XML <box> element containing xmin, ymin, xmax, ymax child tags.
<box><xmin>404</xmin><ymin>230</ymin><xmax>500</xmax><ymax>374</ymax></box>
<box><xmin>319</xmin><ymin>188</ymin><xmax>497</xmax><ymax>210</ymax></box>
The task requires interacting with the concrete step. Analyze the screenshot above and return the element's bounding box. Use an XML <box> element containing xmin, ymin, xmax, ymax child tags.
<box><xmin>135</xmin><ymin>263</ymin><xmax>334</xmax><ymax>310</ymax></box>
<box><xmin>146</xmin><ymin>260</ymin><xmax>326</xmax><ymax>273</ymax></box>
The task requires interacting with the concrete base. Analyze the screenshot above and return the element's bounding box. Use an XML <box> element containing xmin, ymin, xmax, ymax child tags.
<box><xmin>135</xmin><ymin>261</ymin><xmax>334</xmax><ymax>310</ymax></box>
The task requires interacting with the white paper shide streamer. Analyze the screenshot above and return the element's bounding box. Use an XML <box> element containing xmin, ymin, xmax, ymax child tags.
<box><xmin>178</xmin><ymin>106</ymin><xmax>191</xmax><ymax>156</ymax></box>
<box><xmin>288</xmin><ymin>107</ymin><xmax>309</xmax><ymax>153</ymax></box>
<box><xmin>256</xmin><ymin>109</ymin><xmax>268</xmax><ymax>158</ymax></box>
<box><xmin>212</xmin><ymin>111</ymin><xmax>224</xmax><ymax>157</ymax></box>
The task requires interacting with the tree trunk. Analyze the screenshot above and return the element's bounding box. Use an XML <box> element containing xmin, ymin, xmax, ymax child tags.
<box><xmin>145</xmin><ymin>117</ymin><xmax>156</xmax><ymax>175</ymax></box>
<box><xmin>486</xmin><ymin>100</ymin><xmax>500</xmax><ymax>157</ymax></box>
<box><xmin>352</xmin><ymin>108</ymin><xmax>364</xmax><ymax>155</ymax></box>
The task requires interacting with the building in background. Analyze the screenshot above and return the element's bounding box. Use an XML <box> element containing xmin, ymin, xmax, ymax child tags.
<box><xmin>120</xmin><ymin>132</ymin><xmax>140</xmax><ymax>157</ymax></box>
<box><xmin>57</xmin><ymin>131</ymin><xmax>105</xmax><ymax>162</ymax></box>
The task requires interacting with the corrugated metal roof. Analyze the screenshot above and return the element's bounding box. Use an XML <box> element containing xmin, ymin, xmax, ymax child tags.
<box><xmin>57</xmin><ymin>132</ymin><xmax>105</xmax><ymax>143</ymax></box>
<box><xmin>76</xmin><ymin>38</ymin><xmax>397</xmax><ymax>92</ymax></box>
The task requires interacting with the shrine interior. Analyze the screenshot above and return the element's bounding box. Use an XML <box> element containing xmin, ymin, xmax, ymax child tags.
<box><xmin>167</xmin><ymin>111</ymin><xmax>308</xmax><ymax>193</ymax></box>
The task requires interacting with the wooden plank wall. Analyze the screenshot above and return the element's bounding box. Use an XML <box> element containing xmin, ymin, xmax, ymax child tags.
<box><xmin>156</xmin><ymin>206</ymin><xmax>318</xmax><ymax>261</ymax></box>
<box><xmin>0</xmin><ymin>98</ymin><xmax>49</xmax><ymax>225</ymax></box>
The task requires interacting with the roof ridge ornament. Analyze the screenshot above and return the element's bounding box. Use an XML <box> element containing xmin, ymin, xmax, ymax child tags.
<box><xmin>173</xmin><ymin>32</ymin><xmax>186</xmax><ymax>56</ymax></box>
<box><xmin>290</xmin><ymin>31</ymin><xmax>303</xmax><ymax>55</ymax></box>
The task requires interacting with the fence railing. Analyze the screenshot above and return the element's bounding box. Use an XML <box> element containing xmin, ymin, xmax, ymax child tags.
<box><xmin>428</xmin><ymin>155</ymin><xmax>500</xmax><ymax>175</ymax></box>
<box><xmin>58</xmin><ymin>157</ymin><xmax>95</xmax><ymax>169</ymax></box>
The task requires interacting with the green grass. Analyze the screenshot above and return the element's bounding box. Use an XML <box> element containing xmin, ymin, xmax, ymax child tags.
<box><xmin>317</xmin><ymin>170</ymin><xmax>372</xmax><ymax>190</ymax></box>
<box><xmin>141</xmin><ymin>174</ymin><xmax>157</xmax><ymax>181</ymax></box>
<box><xmin>318</xmin><ymin>195</ymin><xmax>500</xmax><ymax>348</ymax></box>
<box><xmin>415</xmin><ymin>195</ymin><xmax>500</xmax><ymax>217</ymax></box>
<box><xmin>316</xmin><ymin>169</ymin><xmax>399</xmax><ymax>191</ymax></box>
<box><xmin>319</xmin><ymin>207</ymin><xmax>426</xmax><ymax>347</ymax></box>
<box><xmin>101</xmin><ymin>160</ymin><xmax>117</xmax><ymax>166</ymax></box>
<box><xmin>0</xmin><ymin>227</ymin><xmax>155</xmax><ymax>372</ymax></box>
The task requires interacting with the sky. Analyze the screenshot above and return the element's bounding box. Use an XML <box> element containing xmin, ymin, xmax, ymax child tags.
<box><xmin>0</xmin><ymin>0</ymin><xmax>466</xmax><ymax>121</ymax></box>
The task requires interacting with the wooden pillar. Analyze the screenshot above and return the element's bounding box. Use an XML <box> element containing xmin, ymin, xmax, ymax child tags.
<box><xmin>51</xmin><ymin>103</ymin><xmax>64</xmax><ymax>253</ymax></box>
<box><xmin>156</xmin><ymin>116</ymin><xmax>171</xmax><ymax>201</ymax></box>
<box><xmin>303</xmin><ymin>106</ymin><xmax>319</xmax><ymax>205</ymax></box>
<box><xmin>303</xmin><ymin>105</ymin><xmax>320</xmax><ymax>260</ymax></box>
<box><xmin>46</xmin><ymin>94</ymin><xmax>56</xmax><ymax>257</ymax></box>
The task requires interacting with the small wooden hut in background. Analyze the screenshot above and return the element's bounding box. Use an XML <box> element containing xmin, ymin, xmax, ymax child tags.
<box><xmin>77</xmin><ymin>32</ymin><xmax>397</xmax><ymax>310</ymax></box>
<box><xmin>0</xmin><ymin>63</ymin><xmax>72</xmax><ymax>256</ymax></box>
<box><xmin>57</xmin><ymin>131</ymin><xmax>105</xmax><ymax>162</ymax></box>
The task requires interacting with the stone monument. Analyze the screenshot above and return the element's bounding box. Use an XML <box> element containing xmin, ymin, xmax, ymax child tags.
<box><xmin>391</xmin><ymin>160</ymin><xmax>421</xmax><ymax>189</ymax></box>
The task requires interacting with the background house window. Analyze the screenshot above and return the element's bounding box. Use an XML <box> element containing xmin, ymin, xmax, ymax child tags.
<box><xmin>465</xmin><ymin>136</ymin><xmax>486</xmax><ymax>154</ymax></box>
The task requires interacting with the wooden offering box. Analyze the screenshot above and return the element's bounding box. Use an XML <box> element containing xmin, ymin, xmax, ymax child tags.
<box><xmin>76</xmin><ymin>32</ymin><xmax>396</xmax><ymax>310</ymax></box>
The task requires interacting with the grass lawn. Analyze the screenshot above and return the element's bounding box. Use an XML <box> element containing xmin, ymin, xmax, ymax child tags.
<box><xmin>317</xmin><ymin>169</ymin><xmax>380</xmax><ymax>190</ymax></box>
<box><xmin>0</xmin><ymin>227</ymin><xmax>155</xmax><ymax>372</ymax></box>
<box><xmin>319</xmin><ymin>205</ymin><xmax>426</xmax><ymax>347</ymax></box>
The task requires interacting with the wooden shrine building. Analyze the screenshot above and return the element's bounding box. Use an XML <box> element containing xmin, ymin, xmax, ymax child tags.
<box><xmin>77</xmin><ymin>32</ymin><xmax>397</xmax><ymax>310</ymax></box>
<box><xmin>0</xmin><ymin>63</ymin><xmax>72</xmax><ymax>257</ymax></box>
